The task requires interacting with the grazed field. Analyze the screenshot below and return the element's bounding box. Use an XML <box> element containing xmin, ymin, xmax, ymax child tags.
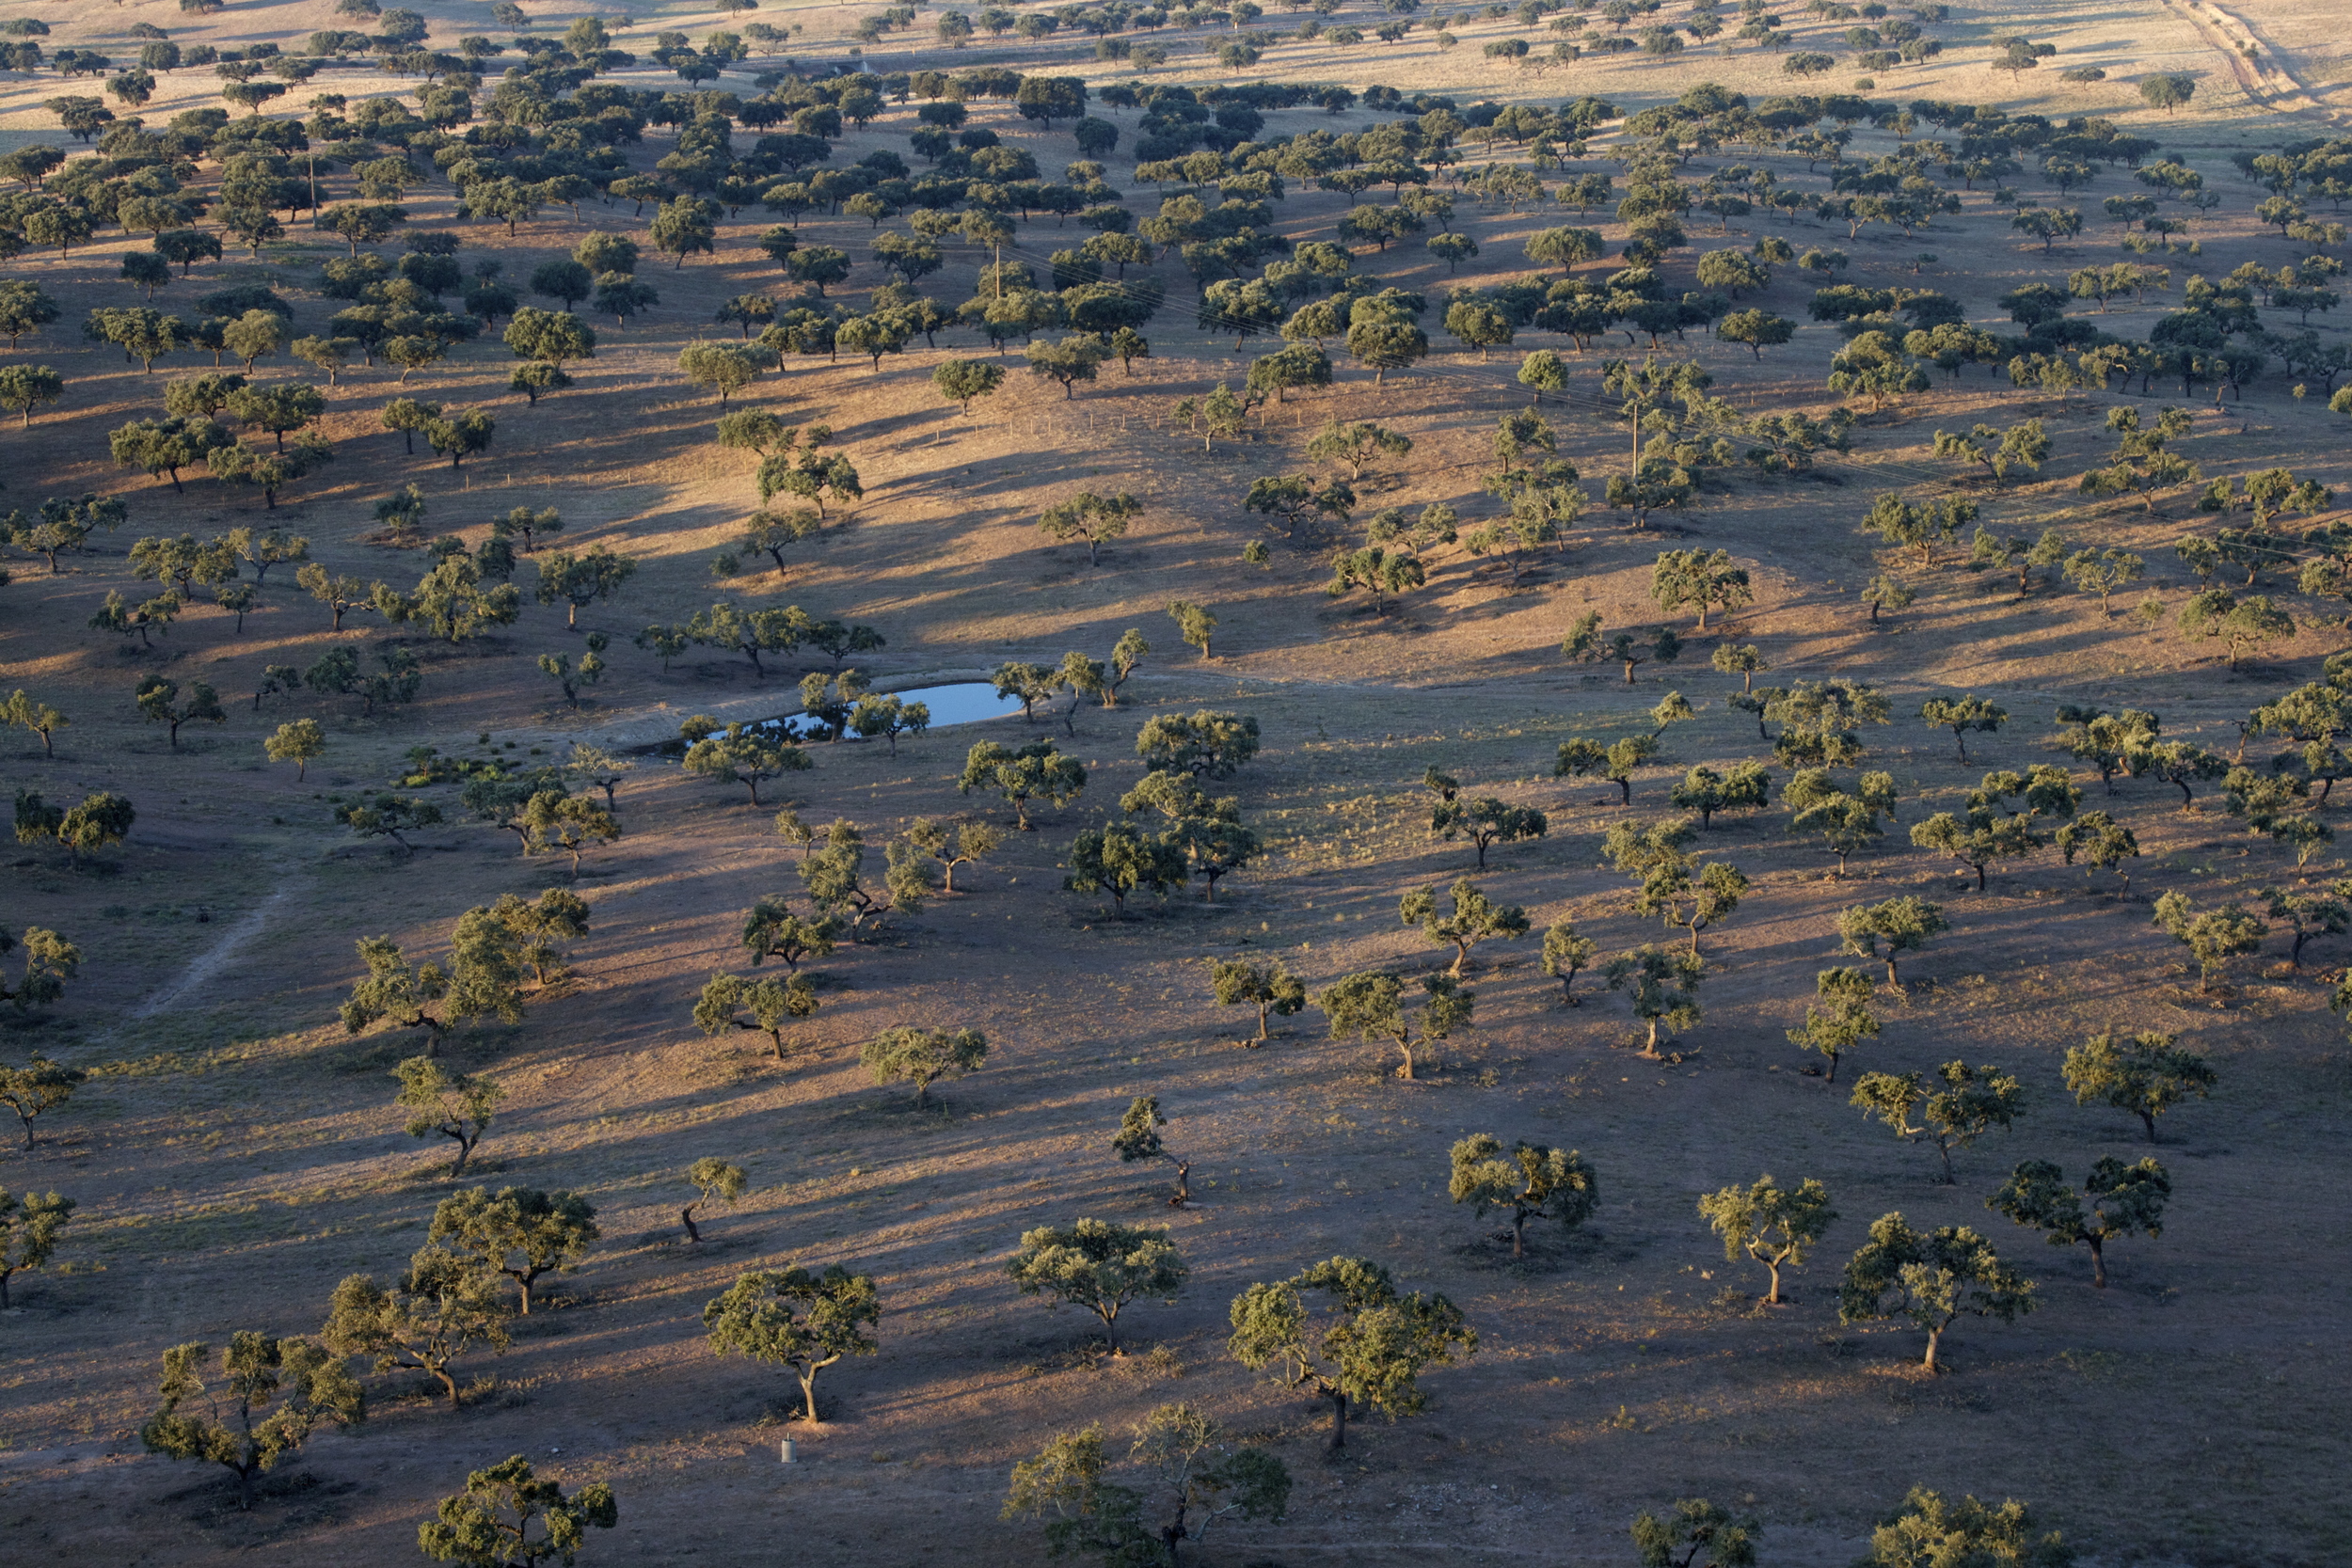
<box><xmin>2</xmin><ymin>0</ymin><xmax>2350</xmax><ymax>1564</ymax></box>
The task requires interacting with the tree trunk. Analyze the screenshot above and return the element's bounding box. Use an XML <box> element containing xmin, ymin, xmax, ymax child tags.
<box><xmin>1511</xmin><ymin>1211</ymin><xmax>1527</xmax><ymax>1259</ymax></box>
<box><xmin>1922</xmin><ymin>1325</ymin><xmax>1943</xmax><ymax>1374</ymax></box>
<box><xmin>682</xmin><ymin>1203</ymin><xmax>703</xmax><ymax>1243</ymax></box>
<box><xmin>436</xmin><ymin>1366</ymin><xmax>461</xmax><ymax>1407</ymax></box>
<box><xmin>1764</xmin><ymin>1258</ymin><xmax>1784</xmax><ymax>1305</ymax></box>
<box><xmin>1328</xmin><ymin>1390</ymin><xmax>1349</xmax><ymax>1450</ymax></box>
<box><xmin>799</xmin><ymin>1370</ymin><xmax>822</xmax><ymax>1421</ymax></box>
<box><xmin>2089</xmin><ymin>1236</ymin><xmax>2107</xmax><ymax>1288</ymax></box>
<box><xmin>449</xmin><ymin>1130</ymin><xmax>474</xmax><ymax>1177</ymax></box>
<box><xmin>1824</xmin><ymin>1049</ymin><xmax>1839</xmax><ymax>1085</ymax></box>
<box><xmin>1936</xmin><ymin>1138</ymin><xmax>1955</xmax><ymax>1184</ymax></box>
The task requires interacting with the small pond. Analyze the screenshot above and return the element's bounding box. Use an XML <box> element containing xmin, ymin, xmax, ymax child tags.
<box><xmin>671</xmin><ymin>682</ymin><xmax>1030</xmax><ymax>749</ymax></box>
<box><xmin>884</xmin><ymin>681</ymin><xmax>1029</xmax><ymax>728</ymax></box>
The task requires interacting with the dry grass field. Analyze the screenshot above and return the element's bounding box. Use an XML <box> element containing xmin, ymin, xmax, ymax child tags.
<box><xmin>2</xmin><ymin>0</ymin><xmax>2350</xmax><ymax>1563</ymax></box>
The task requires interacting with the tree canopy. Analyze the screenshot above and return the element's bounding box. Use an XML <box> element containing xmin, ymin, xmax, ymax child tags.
<box><xmin>704</xmin><ymin>1265</ymin><xmax>882</xmax><ymax>1422</ymax></box>
<box><xmin>1227</xmin><ymin>1256</ymin><xmax>1475</xmax><ymax>1449</ymax></box>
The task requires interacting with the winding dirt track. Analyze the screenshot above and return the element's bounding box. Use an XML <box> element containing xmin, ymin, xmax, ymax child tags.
<box><xmin>2166</xmin><ymin>0</ymin><xmax>2348</xmax><ymax>126</ymax></box>
<box><xmin>125</xmin><ymin>879</ymin><xmax>297</xmax><ymax>1023</ymax></box>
